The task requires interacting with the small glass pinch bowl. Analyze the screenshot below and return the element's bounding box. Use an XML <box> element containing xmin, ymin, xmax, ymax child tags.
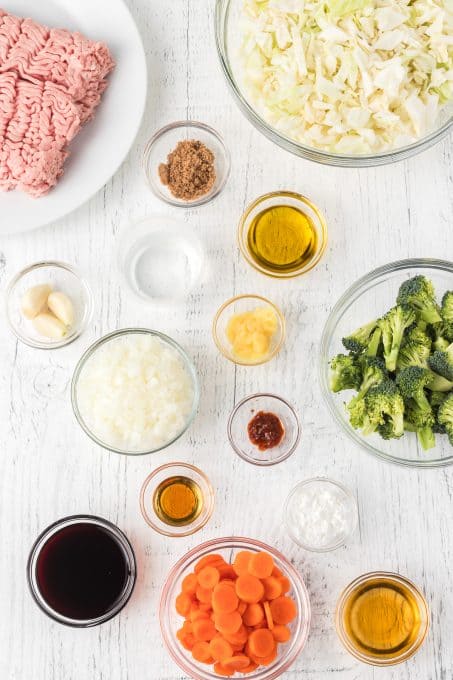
<box><xmin>228</xmin><ymin>393</ymin><xmax>300</xmax><ymax>466</ymax></box>
<box><xmin>212</xmin><ymin>294</ymin><xmax>285</xmax><ymax>366</ymax></box>
<box><xmin>6</xmin><ymin>261</ymin><xmax>93</xmax><ymax>349</ymax></box>
<box><xmin>140</xmin><ymin>462</ymin><xmax>215</xmax><ymax>537</ymax></box>
<box><xmin>238</xmin><ymin>191</ymin><xmax>327</xmax><ymax>279</ymax></box>
<box><xmin>160</xmin><ymin>536</ymin><xmax>311</xmax><ymax>680</ymax></box>
<box><xmin>284</xmin><ymin>478</ymin><xmax>358</xmax><ymax>552</ymax></box>
<box><xmin>143</xmin><ymin>121</ymin><xmax>231</xmax><ymax>207</ymax></box>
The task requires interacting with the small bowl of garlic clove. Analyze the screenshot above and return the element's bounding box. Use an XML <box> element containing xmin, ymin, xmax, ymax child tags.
<box><xmin>6</xmin><ymin>261</ymin><xmax>93</xmax><ymax>349</ymax></box>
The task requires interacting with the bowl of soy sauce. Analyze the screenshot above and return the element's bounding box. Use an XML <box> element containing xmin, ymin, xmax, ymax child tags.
<box><xmin>27</xmin><ymin>515</ymin><xmax>136</xmax><ymax>627</ymax></box>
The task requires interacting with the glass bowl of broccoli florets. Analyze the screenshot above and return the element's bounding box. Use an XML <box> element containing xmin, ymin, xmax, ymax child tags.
<box><xmin>320</xmin><ymin>259</ymin><xmax>453</xmax><ymax>468</ymax></box>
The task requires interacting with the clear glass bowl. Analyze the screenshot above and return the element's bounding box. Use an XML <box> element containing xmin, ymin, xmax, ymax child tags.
<box><xmin>319</xmin><ymin>258</ymin><xmax>453</xmax><ymax>468</ymax></box>
<box><xmin>159</xmin><ymin>536</ymin><xmax>311</xmax><ymax>680</ymax></box>
<box><xmin>27</xmin><ymin>514</ymin><xmax>136</xmax><ymax>628</ymax></box>
<box><xmin>71</xmin><ymin>329</ymin><xmax>199</xmax><ymax>456</ymax></box>
<box><xmin>238</xmin><ymin>192</ymin><xmax>327</xmax><ymax>279</ymax></box>
<box><xmin>284</xmin><ymin>478</ymin><xmax>358</xmax><ymax>552</ymax></box>
<box><xmin>228</xmin><ymin>393</ymin><xmax>300</xmax><ymax>466</ymax></box>
<box><xmin>215</xmin><ymin>0</ymin><xmax>453</xmax><ymax>167</ymax></box>
<box><xmin>143</xmin><ymin>121</ymin><xmax>231</xmax><ymax>207</ymax></box>
<box><xmin>117</xmin><ymin>216</ymin><xmax>205</xmax><ymax>305</ymax></box>
<box><xmin>5</xmin><ymin>261</ymin><xmax>93</xmax><ymax>349</ymax></box>
<box><xmin>213</xmin><ymin>294</ymin><xmax>285</xmax><ymax>366</ymax></box>
<box><xmin>335</xmin><ymin>571</ymin><xmax>429</xmax><ymax>666</ymax></box>
<box><xmin>140</xmin><ymin>462</ymin><xmax>215</xmax><ymax>537</ymax></box>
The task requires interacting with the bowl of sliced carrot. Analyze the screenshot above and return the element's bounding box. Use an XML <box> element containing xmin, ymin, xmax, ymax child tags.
<box><xmin>159</xmin><ymin>537</ymin><xmax>311</xmax><ymax>679</ymax></box>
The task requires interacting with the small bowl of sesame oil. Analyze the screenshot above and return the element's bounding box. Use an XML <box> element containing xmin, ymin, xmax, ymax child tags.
<box><xmin>238</xmin><ymin>191</ymin><xmax>327</xmax><ymax>279</ymax></box>
<box><xmin>335</xmin><ymin>571</ymin><xmax>429</xmax><ymax>666</ymax></box>
<box><xmin>140</xmin><ymin>462</ymin><xmax>215</xmax><ymax>537</ymax></box>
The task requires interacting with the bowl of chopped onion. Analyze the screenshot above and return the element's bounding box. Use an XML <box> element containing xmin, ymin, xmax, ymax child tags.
<box><xmin>216</xmin><ymin>0</ymin><xmax>453</xmax><ymax>166</ymax></box>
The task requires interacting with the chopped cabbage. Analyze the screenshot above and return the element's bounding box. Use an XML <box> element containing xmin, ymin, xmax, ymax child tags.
<box><xmin>237</xmin><ymin>0</ymin><xmax>453</xmax><ymax>153</ymax></box>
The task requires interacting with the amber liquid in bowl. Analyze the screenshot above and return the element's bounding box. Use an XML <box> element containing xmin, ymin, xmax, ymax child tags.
<box><xmin>341</xmin><ymin>575</ymin><xmax>424</xmax><ymax>661</ymax></box>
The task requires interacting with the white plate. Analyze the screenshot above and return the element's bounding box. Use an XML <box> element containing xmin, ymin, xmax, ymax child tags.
<box><xmin>0</xmin><ymin>0</ymin><xmax>147</xmax><ymax>234</ymax></box>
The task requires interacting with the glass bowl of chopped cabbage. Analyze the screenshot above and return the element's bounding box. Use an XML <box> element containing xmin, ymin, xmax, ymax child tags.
<box><xmin>319</xmin><ymin>259</ymin><xmax>453</xmax><ymax>467</ymax></box>
<box><xmin>71</xmin><ymin>329</ymin><xmax>199</xmax><ymax>455</ymax></box>
<box><xmin>216</xmin><ymin>0</ymin><xmax>453</xmax><ymax>166</ymax></box>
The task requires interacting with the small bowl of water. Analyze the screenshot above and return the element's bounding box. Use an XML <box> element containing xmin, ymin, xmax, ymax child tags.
<box><xmin>118</xmin><ymin>217</ymin><xmax>205</xmax><ymax>305</ymax></box>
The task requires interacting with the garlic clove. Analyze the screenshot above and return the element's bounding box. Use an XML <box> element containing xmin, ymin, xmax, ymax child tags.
<box><xmin>21</xmin><ymin>284</ymin><xmax>52</xmax><ymax>319</ymax></box>
<box><xmin>47</xmin><ymin>291</ymin><xmax>74</xmax><ymax>327</ymax></box>
<box><xmin>32</xmin><ymin>312</ymin><xmax>67</xmax><ymax>339</ymax></box>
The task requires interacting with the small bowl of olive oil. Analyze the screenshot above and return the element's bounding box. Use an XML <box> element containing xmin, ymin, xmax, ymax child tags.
<box><xmin>335</xmin><ymin>571</ymin><xmax>429</xmax><ymax>666</ymax></box>
<box><xmin>140</xmin><ymin>462</ymin><xmax>215</xmax><ymax>537</ymax></box>
<box><xmin>238</xmin><ymin>191</ymin><xmax>328</xmax><ymax>279</ymax></box>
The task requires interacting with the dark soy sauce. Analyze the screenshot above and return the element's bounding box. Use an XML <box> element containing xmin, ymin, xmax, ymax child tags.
<box><xmin>36</xmin><ymin>522</ymin><xmax>129</xmax><ymax>620</ymax></box>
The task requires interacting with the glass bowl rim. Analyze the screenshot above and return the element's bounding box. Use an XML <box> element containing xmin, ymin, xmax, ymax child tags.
<box><xmin>227</xmin><ymin>392</ymin><xmax>301</xmax><ymax>466</ymax></box>
<box><xmin>212</xmin><ymin>294</ymin><xmax>286</xmax><ymax>366</ymax></box>
<box><xmin>143</xmin><ymin>120</ymin><xmax>231</xmax><ymax>207</ymax></box>
<box><xmin>319</xmin><ymin>257</ymin><xmax>453</xmax><ymax>468</ymax></box>
<box><xmin>215</xmin><ymin>0</ymin><xmax>453</xmax><ymax>167</ymax></box>
<box><xmin>237</xmin><ymin>191</ymin><xmax>328</xmax><ymax>279</ymax></box>
<box><xmin>159</xmin><ymin>535</ymin><xmax>312</xmax><ymax>680</ymax></box>
<box><xmin>5</xmin><ymin>260</ymin><xmax>94</xmax><ymax>350</ymax></box>
<box><xmin>71</xmin><ymin>328</ymin><xmax>200</xmax><ymax>456</ymax></box>
<box><xmin>283</xmin><ymin>477</ymin><xmax>358</xmax><ymax>552</ymax></box>
<box><xmin>335</xmin><ymin>570</ymin><xmax>430</xmax><ymax>666</ymax></box>
<box><xmin>139</xmin><ymin>461</ymin><xmax>215</xmax><ymax>537</ymax></box>
<box><xmin>26</xmin><ymin>513</ymin><xmax>136</xmax><ymax>628</ymax></box>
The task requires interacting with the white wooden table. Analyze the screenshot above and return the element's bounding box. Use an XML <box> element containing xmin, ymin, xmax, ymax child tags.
<box><xmin>1</xmin><ymin>1</ymin><xmax>453</xmax><ymax>678</ymax></box>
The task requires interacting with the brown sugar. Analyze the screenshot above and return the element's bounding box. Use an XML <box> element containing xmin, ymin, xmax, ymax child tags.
<box><xmin>158</xmin><ymin>139</ymin><xmax>216</xmax><ymax>201</ymax></box>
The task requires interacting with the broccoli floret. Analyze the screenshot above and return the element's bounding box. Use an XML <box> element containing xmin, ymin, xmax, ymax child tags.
<box><xmin>342</xmin><ymin>319</ymin><xmax>378</xmax><ymax>354</ymax></box>
<box><xmin>441</xmin><ymin>291</ymin><xmax>453</xmax><ymax>323</ymax></box>
<box><xmin>428</xmin><ymin>344</ymin><xmax>453</xmax><ymax>382</ymax></box>
<box><xmin>397</xmin><ymin>275</ymin><xmax>442</xmax><ymax>325</ymax></box>
<box><xmin>329</xmin><ymin>354</ymin><xmax>362</xmax><ymax>393</ymax></box>
<box><xmin>396</xmin><ymin>326</ymin><xmax>432</xmax><ymax>371</ymax></box>
<box><xmin>438</xmin><ymin>394</ymin><xmax>453</xmax><ymax>445</ymax></box>
<box><xmin>396</xmin><ymin>366</ymin><xmax>432</xmax><ymax>412</ymax></box>
<box><xmin>378</xmin><ymin>306</ymin><xmax>416</xmax><ymax>372</ymax></box>
<box><xmin>361</xmin><ymin>379</ymin><xmax>405</xmax><ymax>437</ymax></box>
<box><xmin>347</xmin><ymin>396</ymin><xmax>367</xmax><ymax>430</ymax></box>
<box><xmin>356</xmin><ymin>356</ymin><xmax>387</xmax><ymax>399</ymax></box>
<box><xmin>404</xmin><ymin>401</ymin><xmax>436</xmax><ymax>450</ymax></box>
<box><xmin>366</xmin><ymin>327</ymin><xmax>382</xmax><ymax>357</ymax></box>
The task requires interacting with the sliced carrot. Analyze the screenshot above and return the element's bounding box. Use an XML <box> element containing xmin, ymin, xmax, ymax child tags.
<box><xmin>199</xmin><ymin>602</ymin><xmax>212</xmax><ymax>612</ymax></box>
<box><xmin>175</xmin><ymin>592</ymin><xmax>192</xmax><ymax>617</ymax></box>
<box><xmin>278</xmin><ymin>576</ymin><xmax>291</xmax><ymax>594</ymax></box>
<box><xmin>248</xmin><ymin>551</ymin><xmax>274</xmax><ymax>579</ymax></box>
<box><xmin>212</xmin><ymin>583</ymin><xmax>238</xmax><ymax>614</ymax></box>
<box><xmin>218</xmin><ymin>565</ymin><xmax>237</xmax><ymax>580</ymax></box>
<box><xmin>213</xmin><ymin>662</ymin><xmax>234</xmax><ymax>677</ymax></box>
<box><xmin>196</xmin><ymin>585</ymin><xmax>213</xmax><ymax>604</ymax></box>
<box><xmin>192</xmin><ymin>641</ymin><xmax>212</xmax><ymax>663</ymax></box>
<box><xmin>182</xmin><ymin>573</ymin><xmax>198</xmax><ymax>594</ymax></box>
<box><xmin>253</xmin><ymin>620</ymin><xmax>267</xmax><ymax>630</ymax></box>
<box><xmin>218</xmin><ymin>579</ymin><xmax>236</xmax><ymax>588</ymax></box>
<box><xmin>235</xmin><ymin>574</ymin><xmax>264</xmax><ymax>604</ymax></box>
<box><xmin>269</xmin><ymin>596</ymin><xmax>297</xmax><ymax>625</ymax></box>
<box><xmin>272</xmin><ymin>624</ymin><xmax>291</xmax><ymax>643</ymax></box>
<box><xmin>230</xmin><ymin>642</ymin><xmax>246</xmax><ymax>653</ymax></box>
<box><xmin>243</xmin><ymin>603</ymin><xmax>264</xmax><ymax>627</ymax></box>
<box><xmin>255</xmin><ymin>647</ymin><xmax>277</xmax><ymax>666</ymax></box>
<box><xmin>215</xmin><ymin>610</ymin><xmax>242</xmax><ymax>635</ymax></box>
<box><xmin>190</xmin><ymin>609</ymin><xmax>210</xmax><ymax>623</ymax></box>
<box><xmin>238</xmin><ymin>601</ymin><xmax>247</xmax><ymax>616</ymax></box>
<box><xmin>197</xmin><ymin>566</ymin><xmax>220</xmax><ymax>590</ymax></box>
<box><xmin>247</xmin><ymin>629</ymin><xmax>275</xmax><ymax>658</ymax></box>
<box><xmin>262</xmin><ymin>576</ymin><xmax>282</xmax><ymax>600</ymax></box>
<box><xmin>180</xmin><ymin>632</ymin><xmax>196</xmax><ymax>651</ymax></box>
<box><xmin>193</xmin><ymin>618</ymin><xmax>217</xmax><ymax>642</ymax></box>
<box><xmin>209</xmin><ymin>636</ymin><xmax>234</xmax><ymax>662</ymax></box>
<box><xmin>263</xmin><ymin>601</ymin><xmax>274</xmax><ymax>630</ymax></box>
<box><xmin>271</xmin><ymin>566</ymin><xmax>283</xmax><ymax>578</ymax></box>
<box><xmin>222</xmin><ymin>655</ymin><xmax>251</xmax><ymax>671</ymax></box>
<box><xmin>233</xmin><ymin>550</ymin><xmax>252</xmax><ymax>576</ymax></box>
<box><xmin>242</xmin><ymin>661</ymin><xmax>258</xmax><ymax>674</ymax></box>
<box><xmin>223</xmin><ymin>624</ymin><xmax>248</xmax><ymax>646</ymax></box>
<box><xmin>194</xmin><ymin>554</ymin><xmax>226</xmax><ymax>573</ymax></box>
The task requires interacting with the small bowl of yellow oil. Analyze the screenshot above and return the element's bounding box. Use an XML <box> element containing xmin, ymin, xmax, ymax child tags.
<box><xmin>140</xmin><ymin>462</ymin><xmax>215</xmax><ymax>537</ymax></box>
<box><xmin>238</xmin><ymin>191</ymin><xmax>327</xmax><ymax>279</ymax></box>
<box><xmin>335</xmin><ymin>571</ymin><xmax>429</xmax><ymax>666</ymax></box>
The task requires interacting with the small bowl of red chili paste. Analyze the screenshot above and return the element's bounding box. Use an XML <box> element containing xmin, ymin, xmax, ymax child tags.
<box><xmin>227</xmin><ymin>393</ymin><xmax>301</xmax><ymax>466</ymax></box>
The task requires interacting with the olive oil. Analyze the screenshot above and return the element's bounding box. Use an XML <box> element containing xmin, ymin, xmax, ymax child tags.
<box><xmin>247</xmin><ymin>204</ymin><xmax>317</xmax><ymax>274</ymax></box>
<box><xmin>153</xmin><ymin>476</ymin><xmax>203</xmax><ymax>527</ymax></box>
<box><xmin>341</xmin><ymin>575</ymin><xmax>426</xmax><ymax>661</ymax></box>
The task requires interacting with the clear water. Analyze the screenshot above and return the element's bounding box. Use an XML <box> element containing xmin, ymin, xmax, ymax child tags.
<box><xmin>125</xmin><ymin>232</ymin><xmax>203</xmax><ymax>303</ymax></box>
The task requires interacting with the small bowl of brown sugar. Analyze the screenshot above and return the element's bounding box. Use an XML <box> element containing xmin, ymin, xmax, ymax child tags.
<box><xmin>143</xmin><ymin>121</ymin><xmax>230</xmax><ymax>207</ymax></box>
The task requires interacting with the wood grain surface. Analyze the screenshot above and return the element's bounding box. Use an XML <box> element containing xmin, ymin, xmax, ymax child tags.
<box><xmin>1</xmin><ymin>1</ymin><xmax>452</xmax><ymax>678</ymax></box>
